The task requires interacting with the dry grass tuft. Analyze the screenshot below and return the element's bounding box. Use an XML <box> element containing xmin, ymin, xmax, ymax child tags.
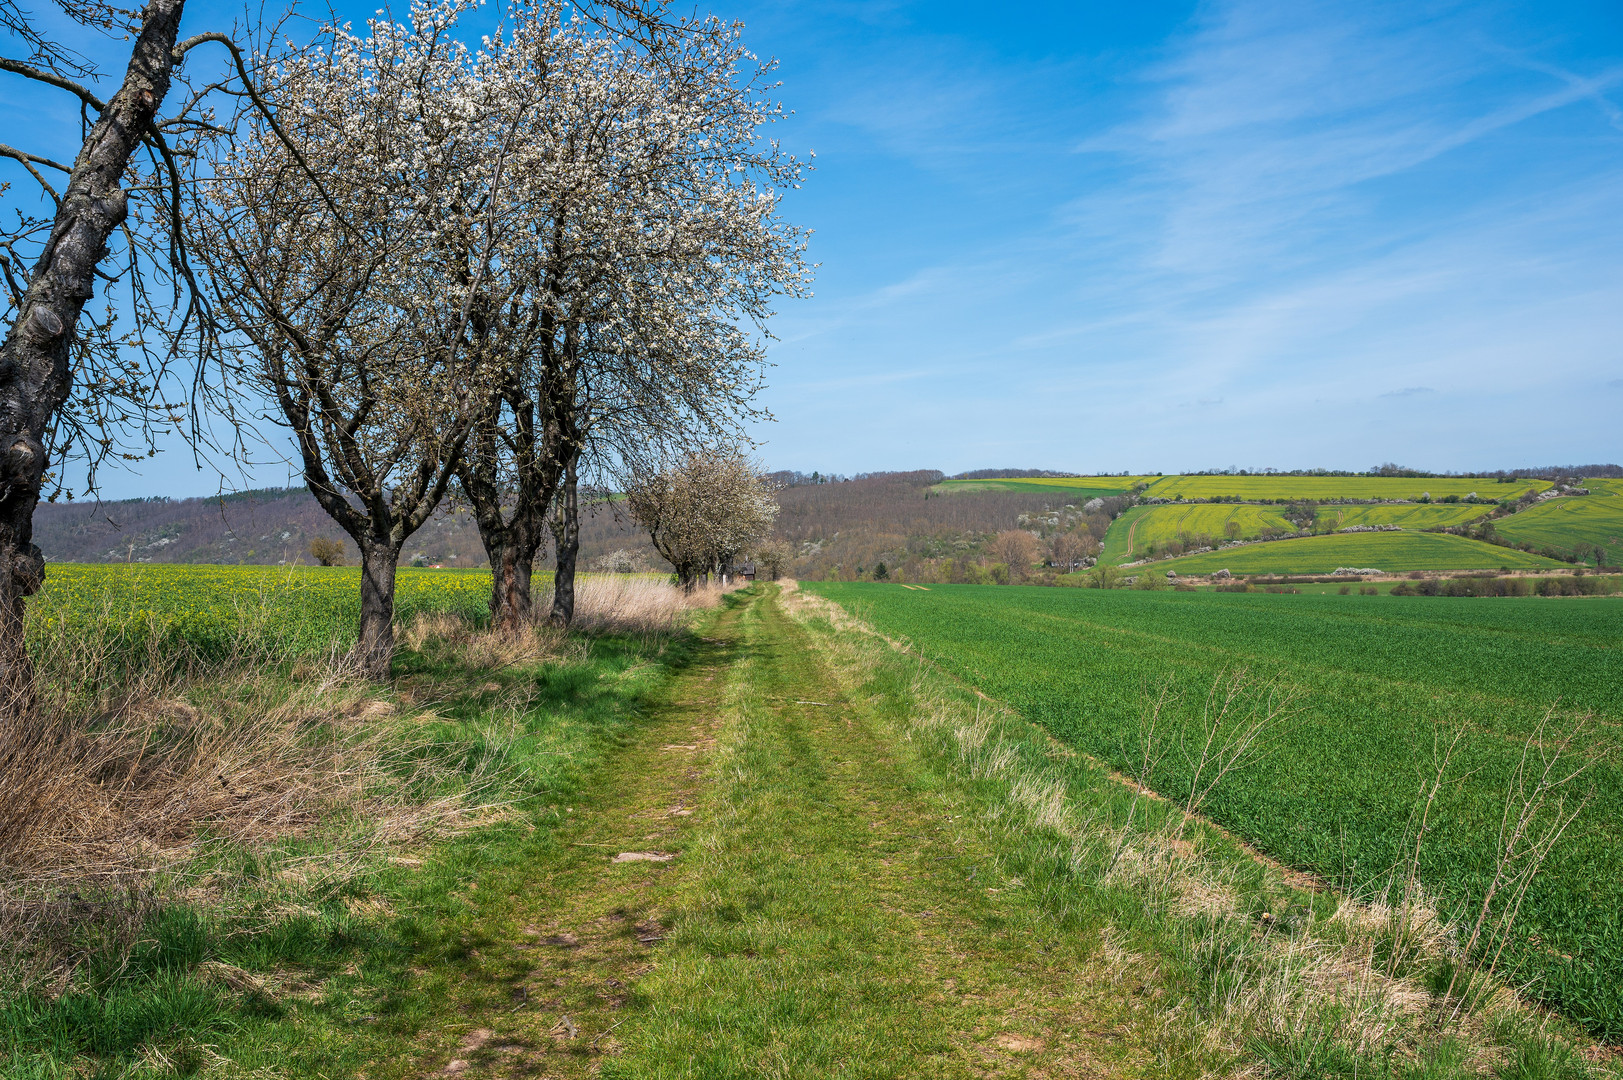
<box><xmin>559</xmin><ymin>574</ymin><xmax>734</xmax><ymax>635</ymax></box>
<box><xmin>0</xmin><ymin>608</ymin><xmax>507</xmax><ymax>992</ymax></box>
<box><xmin>402</xmin><ymin>610</ymin><xmax>577</xmax><ymax>670</ymax></box>
<box><xmin>0</xmin><ymin>666</ymin><xmax>414</xmax><ymax>885</ymax></box>
<box><xmin>398</xmin><ymin>577</ymin><xmax>733</xmax><ymax>667</ymax></box>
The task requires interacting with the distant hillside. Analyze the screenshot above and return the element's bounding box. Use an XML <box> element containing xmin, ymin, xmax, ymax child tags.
<box><xmin>776</xmin><ymin>470</ymin><xmax>1099</xmax><ymax>579</ymax></box>
<box><xmin>38</xmin><ymin>464</ymin><xmax>1619</xmax><ymax>580</ymax></box>
<box><xmin>34</xmin><ymin>487</ymin><xmax>658</xmax><ymax>571</ymax></box>
<box><xmin>782</xmin><ymin>468</ymin><xmax>1622</xmax><ymax>581</ymax></box>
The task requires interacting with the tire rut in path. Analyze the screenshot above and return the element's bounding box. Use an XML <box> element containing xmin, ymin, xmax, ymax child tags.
<box><xmin>411</xmin><ymin>612</ymin><xmax>748</xmax><ymax>1079</ymax></box>
<box><xmin>416</xmin><ymin>588</ymin><xmax>1140</xmax><ymax>1078</ymax></box>
<box><xmin>605</xmin><ymin>588</ymin><xmax>1140</xmax><ymax>1078</ymax></box>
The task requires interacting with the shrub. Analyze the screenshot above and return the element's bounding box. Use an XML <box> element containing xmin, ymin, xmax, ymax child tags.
<box><xmin>309</xmin><ymin>537</ymin><xmax>346</xmax><ymax>566</ymax></box>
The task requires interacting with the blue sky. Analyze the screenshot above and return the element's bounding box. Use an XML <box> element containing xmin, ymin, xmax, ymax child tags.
<box><xmin>6</xmin><ymin>0</ymin><xmax>1623</xmax><ymax>496</ymax></box>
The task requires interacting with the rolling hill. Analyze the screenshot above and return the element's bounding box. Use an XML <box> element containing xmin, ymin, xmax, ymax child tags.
<box><xmin>1141</xmin><ymin>531</ymin><xmax>1565</xmax><ymax>576</ymax></box>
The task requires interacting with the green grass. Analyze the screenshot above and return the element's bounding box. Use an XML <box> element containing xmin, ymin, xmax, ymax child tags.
<box><xmin>599</xmin><ymin>588</ymin><xmax>1158</xmax><ymax>1078</ymax></box>
<box><xmin>1141</xmin><ymin>476</ymin><xmax>1547</xmax><ymax>501</ymax></box>
<box><xmin>1099</xmin><ymin>504</ymin><xmax>1153</xmax><ymax>564</ymax></box>
<box><xmin>803</xmin><ymin>583</ymin><xmax>1623</xmax><ymax>1042</ymax></box>
<box><xmin>11</xmin><ymin>574</ymin><xmax>1619</xmax><ymax>1077</ymax></box>
<box><xmin>1493</xmin><ymin>496</ymin><xmax>1623</xmax><ymax>561</ymax></box>
<box><xmin>1145</xmin><ymin>531</ymin><xmax>1565</xmax><ymax>574</ymax></box>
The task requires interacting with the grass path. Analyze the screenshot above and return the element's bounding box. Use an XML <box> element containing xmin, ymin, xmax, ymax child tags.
<box><xmin>393</xmin><ymin>587</ymin><xmax>1146</xmax><ymax>1079</ymax></box>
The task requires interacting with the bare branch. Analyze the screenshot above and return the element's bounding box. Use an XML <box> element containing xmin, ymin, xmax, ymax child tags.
<box><xmin>0</xmin><ymin>55</ymin><xmax>107</xmax><ymax>109</ymax></box>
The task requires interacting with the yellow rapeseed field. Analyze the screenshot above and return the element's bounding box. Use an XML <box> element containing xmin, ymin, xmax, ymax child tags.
<box><xmin>31</xmin><ymin>563</ymin><xmax>500</xmax><ymax>658</ymax></box>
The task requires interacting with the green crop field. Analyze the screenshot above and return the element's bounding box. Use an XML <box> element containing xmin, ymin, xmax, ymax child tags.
<box><xmin>934</xmin><ymin>476</ymin><xmax>1153</xmax><ymax>500</ymax></box>
<box><xmin>803</xmin><ymin>582</ymin><xmax>1623</xmax><ymax>1040</ymax></box>
<box><xmin>1140</xmin><ymin>475</ymin><xmax>1547</xmax><ymax>501</ymax></box>
<box><xmin>1492</xmin><ymin>495</ymin><xmax>1623</xmax><ymax>560</ymax></box>
<box><xmin>1316</xmin><ymin>503</ymin><xmax>1490</xmax><ymax>530</ymax></box>
<box><xmin>1104</xmin><ymin>504</ymin><xmax>1290</xmax><ymax>561</ymax></box>
<box><xmin>1587</xmin><ymin>477</ymin><xmax>1623</xmax><ymax>497</ymax></box>
<box><xmin>1103</xmin><ymin>504</ymin><xmax>1498</xmax><ymax>564</ymax></box>
<box><xmin>1099</xmin><ymin>505</ymin><xmax>1153</xmax><ymax>564</ymax></box>
<box><xmin>1143</xmin><ymin>531</ymin><xmax>1563</xmax><ymax>574</ymax></box>
<box><xmin>32</xmin><ymin>563</ymin><xmax>499</xmax><ymax>660</ymax></box>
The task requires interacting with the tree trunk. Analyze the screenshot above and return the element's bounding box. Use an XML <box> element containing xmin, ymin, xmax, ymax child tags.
<box><xmin>548</xmin><ymin>459</ymin><xmax>580</xmax><ymax>628</ymax></box>
<box><xmin>484</xmin><ymin>533</ymin><xmax>538</xmax><ymax>628</ymax></box>
<box><xmin>0</xmin><ymin>0</ymin><xmax>187</xmax><ymax>695</ymax></box>
<box><xmin>355</xmin><ymin>542</ymin><xmax>400</xmax><ymax>680</ymax></box>
<box><xmin>456</xmin><ymin>392</ymin><xmax>565</xmax><ymax>629</ymax></box>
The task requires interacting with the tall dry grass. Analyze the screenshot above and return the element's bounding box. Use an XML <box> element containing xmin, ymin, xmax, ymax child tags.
<box><xmin>0</xmin><ymin>602</ymin><xmax>494</xmax><ymax>993</ymax></box>
<box><xmin>555</xmin><ymin>573</ymin><xmax>734</xmax><ymax>635</ymax></box>
<box><xmin>0</xmin><ymin>572</ymin><xmax>735</xmax><ymax>992</ymax></box>
<box><xmin>397</xmin><ymin>575</ymin><xmax>733</xmax><ymax>670</ymax></box>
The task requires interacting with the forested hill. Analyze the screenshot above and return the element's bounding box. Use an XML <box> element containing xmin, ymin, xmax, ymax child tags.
<box><xmin>33</xmin><ymin>487</ymin><xmax>651</xmax><ymax>571</ymax></box>
<box><xmin>36</xmin><ymin>470</ymin><xmax>1055</xmax><ymax>574</ymax></box>
<box><xmin>772</xmin><ymin>470</ymin><xmax>1071</xmax><ymax>579</ymax></box>
<box><xmin>33</xmin><ymin>489</ymin><xmax>486</xmax><ymax>568</ymax></box>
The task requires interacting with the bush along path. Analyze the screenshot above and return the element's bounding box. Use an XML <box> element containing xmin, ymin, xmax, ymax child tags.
<box><xmin>380</xmin><ymin>585</ymin><xmax>1616</xmax><ymax>1079</ymax></box>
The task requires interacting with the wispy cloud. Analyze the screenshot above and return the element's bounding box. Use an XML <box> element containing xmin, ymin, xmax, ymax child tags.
<box><xmin>751</xmin><ymin>0</ymin><xmax>1622</xmax><ymax>475</ymax></box>
<box><xmin>1083</xmin><ymin>1</ymin><xmax>1623</xmax><ymax>284</ymax></box>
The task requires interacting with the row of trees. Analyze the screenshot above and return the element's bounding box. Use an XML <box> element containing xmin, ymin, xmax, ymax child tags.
<box><xmin>1</xmin><ymin>0</ymin><xmax>806</xmax><ymax>683</ymax></box>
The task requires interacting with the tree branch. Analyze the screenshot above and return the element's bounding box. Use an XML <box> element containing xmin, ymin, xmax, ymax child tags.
<box><xmin>0</xmin><ymin>55</ymin><xmax>107</xmax><ymax>110</ymax></box>
<box><xmin>170</xmin><ymin>31</ymin><xmax>353</xmax><ymax>234</ymax></box>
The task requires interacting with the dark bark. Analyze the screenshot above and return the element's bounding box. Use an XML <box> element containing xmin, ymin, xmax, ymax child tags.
<box><xmin>548</xmin><ymin>453</ymin><xmax>580</xmax><ymax>627</ymax></box>
<box><xmin>355</xmin><ymin>541</ymin><xmax>400</xmax><ymax>680</ymax></box>
<box><xmin>271</xmin><ymin>372</ymin><xmax>462</xmax><ymax>680</ymax></box>
<box><xmin>452</xmin><ymin>232</ymin><xmax>580</xmax><ymax>629</ymax></box>
<box><xmin>457</xmin><ymin>389</ymin><xmax>563</xmax><ymax>628</ymax></box>
<box><xmin>0</xmin><ymin>0</ymin><xmax>187</xmax><ymax>693</ymax></box>
<box><xmin>633</xmin><ymin>491</ymin><xmax>695</xmax><ymax>593</ymax></box>
<box><xmin>290</xmin><ymin>448</ymin><xmax>457</xmax><ymax>680</ymax></box>
<box><xmin>247</xmin><ymin>246</ymin><xmax>469</xmax><ymax>682</ymax></box>
<box><xmin>482</xmin><ymin>532</ymin><xmax>537</xmax><ymax>625</ymax></box>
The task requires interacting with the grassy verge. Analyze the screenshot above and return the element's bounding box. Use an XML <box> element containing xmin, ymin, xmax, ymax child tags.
<box><xmin>779</xmin><ymin>584</ymin><xmax>1620</xmax><ymax>1078</ymax></box>
<box><xmin>805</xmin><ymin>583</ymin><xmax>1623</xmax><ymax>1038</ymax></box>
<box><xmin>1</xmin><ymin>594</ymin><xmax>706</xmax><ymax>1079</ymax></box>
<box><xmin>603</xmin><ymin>584</ymin><xmax>1156</xmax><ymax>1078</ymax></box>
